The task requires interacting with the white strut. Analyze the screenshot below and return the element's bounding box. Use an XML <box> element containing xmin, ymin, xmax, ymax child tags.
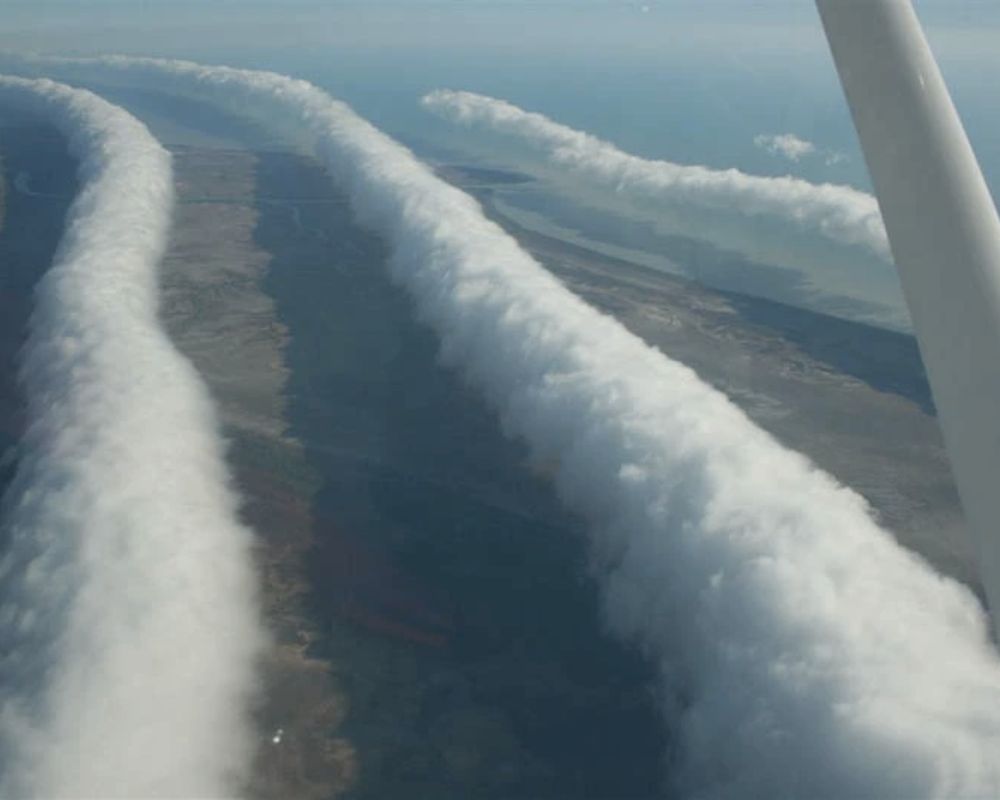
<box><xmin>817</xmin><ymin>0</ymin><xmax>1000</xmax><ymax>639</ymax></box>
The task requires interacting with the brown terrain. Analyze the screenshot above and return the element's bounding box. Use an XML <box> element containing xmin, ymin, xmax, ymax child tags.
<box><xmin>160</xmin><ymin>146</ymin><xmax>356</xmax><ymax>799</ymax></box>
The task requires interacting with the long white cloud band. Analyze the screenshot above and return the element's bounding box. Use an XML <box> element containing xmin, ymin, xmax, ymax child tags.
<box><xmin>0</xmin><ymin>76</ymin><xmax>263</xmax><ymax>799</ymax></box>
<box><xmin>422</xmin><ymin>88</ymin><xmax>890</xmax><ymax>261</ymax></box>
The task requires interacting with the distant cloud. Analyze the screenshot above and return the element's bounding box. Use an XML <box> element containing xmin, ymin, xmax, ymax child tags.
<box><xmin>423</xmin><ymin>89</ymin><xmax>887</xmax><ymax>259</ymax></box>
<box><xmin>755</xmin><ymin>132</ymin><xmax>850</xmax><ymax>167</ymax></box>
<box><xmin>754</xmin><ymin>132</ymin><xmax>816</xmax><ymax>161</ymax></box>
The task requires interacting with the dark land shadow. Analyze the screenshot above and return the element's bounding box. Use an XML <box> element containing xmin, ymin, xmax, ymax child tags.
<box><xmin>720</xmin><ymin>290</ymin><xmax>934</xmax><ymax>415</ymax></box>
<box><xmin>254</xmin><ymin>150</ymin><xmax>668</xmax><ymax>800</ymax></box>
<box><xmin>0</xmin><ymin>124</ymin><xmax>77</xmax><ymax>500</ymax></box>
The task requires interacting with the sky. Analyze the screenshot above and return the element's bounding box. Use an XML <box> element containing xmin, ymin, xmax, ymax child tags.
<box><xmin>1</xmin><ymin>1</ymin><xmax>998</xmax><ymax>59</ymax></box>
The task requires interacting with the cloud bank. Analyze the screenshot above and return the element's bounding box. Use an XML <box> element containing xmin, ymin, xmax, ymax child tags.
<box><xmin>18</xmin><ymin>56</ymin><xmax>1000</xmax><ymax>798</ymax></box>
<box><xmin>753</xmin><ymin>132</ymin><xmax>816</xmax><ymax>161</ymax></box>
<box><xmin>0</xmin><ymin>76</ymin><xmax>262</xmax><ymax>798</ymax></box>
<box><xmin>422</xmin><ymin>89</ymin><xmax>889</xmax><ymax>261</ymax></box>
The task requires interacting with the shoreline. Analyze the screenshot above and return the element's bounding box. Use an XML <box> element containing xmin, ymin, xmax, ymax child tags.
<box><xmin>440</xmin><ymin>165</ymin><xmax>972</xmax><ymax>591</ymax></box>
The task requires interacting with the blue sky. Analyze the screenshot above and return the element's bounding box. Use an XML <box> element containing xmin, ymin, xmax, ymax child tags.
<box><xmin>1</xmin><ymin>1</ymin><xmax>996</xmax><ymax>195</ymax></box>
<box><xmin>1</xmin><ymin>1</ymin><xmax>997</xmax><ymax>56</ymax></box>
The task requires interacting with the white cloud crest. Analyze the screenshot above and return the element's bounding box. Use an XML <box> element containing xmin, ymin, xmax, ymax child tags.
<box><xmin>11</xmin><ymin>56</ymin><xmax>1000</xmax><ymax>798</ymax></box>
<box><xmin>422</xmin><ymin>89</ymin><xmax>889</xmax><ymax>260</ymax></box>
<box><xmin>0</xmin><ymin>76</ymin><xmax>263</xmax><ymax>798</ymax></box>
